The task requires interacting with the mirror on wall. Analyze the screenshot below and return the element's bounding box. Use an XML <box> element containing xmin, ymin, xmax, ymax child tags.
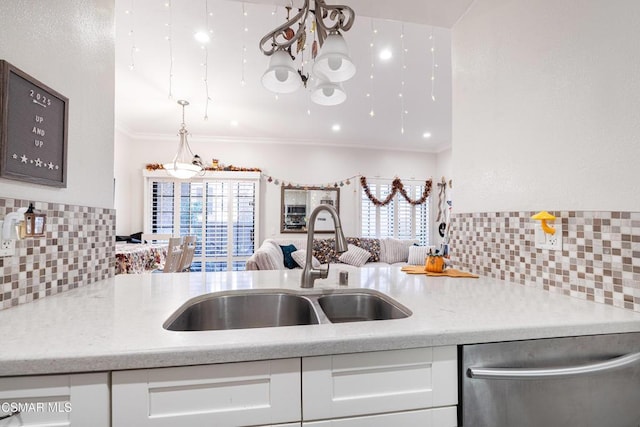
<box><xmin>281</xmin><ymin>186</ymin><xmax>340</xmax><ymax>233</ymax></box>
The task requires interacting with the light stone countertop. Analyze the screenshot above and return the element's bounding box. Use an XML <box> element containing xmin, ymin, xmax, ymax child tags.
<box><xmin>2</xmin><ymin>266</ymin><xmax>640</xmax><ymax>376</ymax></box>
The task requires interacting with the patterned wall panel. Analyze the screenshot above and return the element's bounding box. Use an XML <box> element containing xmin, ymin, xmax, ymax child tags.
<box><xmin>450</xmin><ymin>211</ymin><xmax>640</xmax><ymax>313</ymax></box>
<box><xmin>0</xmin><ymin>198</ymin><xmax>115</xmax><ymax>310</ymax></box>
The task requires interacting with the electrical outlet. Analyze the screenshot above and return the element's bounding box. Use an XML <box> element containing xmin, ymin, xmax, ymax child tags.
<box><xmin>534</xmin><ymin>221</ymin><xmax>562</xmax><ymax>251</ymax></box>
<box><xmin>0</xmin><ymin>239</ymin><xmax>15</xmax><ymax>257</ymax></box>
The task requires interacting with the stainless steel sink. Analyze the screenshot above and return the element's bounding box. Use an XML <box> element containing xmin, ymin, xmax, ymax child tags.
<box><xmin>164</xmin><ymin>292</ymin><xmax>320</xmax><ymax>331</ymax></box>
<box><xmin>164</xmin><ymin>289</ymin><xmax>411</xmax><ymax>331</ymax></box>
<box><xmin>318</xmin><ymin>292</ymin><xmax>411</xmax><ymax>323</ymax></box>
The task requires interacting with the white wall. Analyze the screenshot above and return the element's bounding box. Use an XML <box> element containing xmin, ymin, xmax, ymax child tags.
<box><xmin>431</xmin><ymin>147</ymin><xmax>453</xmax><ymax>245</ymax></box>
<box><xmin>435</xmin><ymin>148</ymin><xmax>452</xmax><ymax>182</ymax></box>
<box><xmin>114</xmin><ymin>133</ymin><xmax>437</xmax><ymax>241</ymax></box>
<box><xmin>0</xmin><ymin>0</ymin><xmax>115</xmax><ymax>209</ymax></box>
<box><xmin>452</xmin><ymin>0</ymin><xmax>640</xmax><ymax>213</ymax></box>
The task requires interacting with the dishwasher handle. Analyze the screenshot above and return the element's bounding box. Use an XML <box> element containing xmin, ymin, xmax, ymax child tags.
<box><xmin>467</xmin><ymin>351</ymin><xmax>640</xmax><ymax>380</ymax></box>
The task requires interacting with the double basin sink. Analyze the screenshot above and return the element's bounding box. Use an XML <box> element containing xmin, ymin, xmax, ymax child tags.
<box><xmin>164</xmin><ymin>289</ymin><xmax>412</xmax><ymax>331</ymax></box>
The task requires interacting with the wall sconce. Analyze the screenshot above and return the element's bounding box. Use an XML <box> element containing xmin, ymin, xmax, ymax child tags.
<box><xmin>24</xmin><ymin>203</ymin><xmax>46</xmax><ymax>237</ymax></box>
<box><xmin>531</xmin><ymin>211</ymin><xmax>562</xmax><ymax>250</ymax></box>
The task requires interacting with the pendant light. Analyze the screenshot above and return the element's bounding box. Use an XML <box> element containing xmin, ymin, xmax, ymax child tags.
<box><xmin>163</xmin><ymin>100</ymin><xmax>203</xmax><ymax>179</ymax></box>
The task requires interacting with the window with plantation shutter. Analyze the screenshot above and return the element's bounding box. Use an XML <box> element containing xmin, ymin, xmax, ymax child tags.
<box><xmin>397</xmin><ymin>195</ymin><xmax>413</xmax><ymax>240</ymax></box>
<box><xmin>360</xmin><ymin>187</ymin><xmax>376</xmax><ymax>238</ymax></box>
<box><xmin>203</xmin><ymin>181</ymin><xmax>228</xmax><ymax>272</ymax></box>
<box><xmin>360</xmin><ymin>179</ymin><xmax>430</xmax><ymax>245</ymax></box>
<box><xmin>150</xmin><ymin>181</ymin><xmax>175</xmax><ymax>235</ymax></box>
<box><xmin>233</xmin><ymin>182</ymin><xmax>256</xmax><ymax>258</ymax></box>
<box><xmin>144</xmin><ymin>171</ymin><xmax>260</xmax><ymax>272</ymax></box>
<box><xmin>378</xmin><ymin>184</ymin><xmax>394</xmax><ymax>238</ymax></box>
<box><xmin>415</xmin><ymin>186</ymin><xmax>429</xmax><ymax>245</ymax></box>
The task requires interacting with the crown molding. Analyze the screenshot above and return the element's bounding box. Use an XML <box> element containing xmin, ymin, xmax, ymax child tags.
<box><xmin>116</xmin><ymin>127</ymin><xmax>448</xmax><ymax>154</ymax></box>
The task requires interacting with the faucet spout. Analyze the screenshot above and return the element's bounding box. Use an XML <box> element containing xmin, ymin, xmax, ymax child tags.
<box><xmin>301</xmin><ymin>204</ymin><xmax>347</xmax><ymax>288</ymax></box>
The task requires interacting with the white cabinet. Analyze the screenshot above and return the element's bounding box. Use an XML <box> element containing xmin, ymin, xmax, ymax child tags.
<box><xmin>303</xmin><ymin>407</ymin><xmax>457</xmax><ymax>426</ymax></box>
<box><xmin>0</xmin><ymin>347</ymin><xmax>456</xmax><ymax>427</ymax></box>
<box><xmin>302</xmin><ymin>347</ymin><xmax>457</xmax><ymax>423</ymax></box>
<box><xmin>0</xmin><ymin>372</ymin><xmax>109</xmax><ymax>427</ymax></box>
<box><xmin>112</xmin><ymin>358</ymin><xmax>301</xmax><ymax>427</ymax></box>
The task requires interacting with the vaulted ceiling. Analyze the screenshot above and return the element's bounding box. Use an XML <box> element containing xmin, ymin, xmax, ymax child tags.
<box><xmin>115</xmin><ymin>0</ymin><xmax>474</xmax><ymax>152</ymax></box>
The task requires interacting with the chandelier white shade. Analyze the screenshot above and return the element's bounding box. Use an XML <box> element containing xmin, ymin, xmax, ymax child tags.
<box><xmin>312</xmin><ymin>33</ymin><xmax>356</xmax><ymax>83</ymax></box>
<box><xmin>261</xmin><ymin>49</ymin><xmax>302</xmax><ymax>94</ymax></box>
<box><xmin>163</xmin><ymin>100</ymin><xmax>203</xmax><ymax>180</ymax></box>
<box><xmin>164</xmin><ymin>160</ymin><xmax>202</xmax><ymax>179</ymax></box>
<box><xmin>311</xmin><ymin>80</ymin><xmax>347</xmax><ymax>106</ymax></box>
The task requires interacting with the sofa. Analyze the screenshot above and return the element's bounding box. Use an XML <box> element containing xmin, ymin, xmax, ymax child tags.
<box><xmin>246</xmin><ymin>236</ymin><xmax>434</xmax><ymax>271</ymax></box>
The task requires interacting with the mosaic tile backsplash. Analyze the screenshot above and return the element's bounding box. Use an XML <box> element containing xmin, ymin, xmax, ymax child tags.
<box><xmin>0</xmin><ymin>197</ymin><xmax>115</xmax><ymax>310</ymax></box>
<box><xmin>450</xmin><ymin>211</ymin><xmax>640</xmax><ymax>313</ymax></box>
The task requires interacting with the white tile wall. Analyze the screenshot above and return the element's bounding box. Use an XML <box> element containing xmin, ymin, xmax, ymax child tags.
<box><xmin>451</xmin><ymin>211</ymin><xmax>640</xmax><ymax>312</ymax></box>
<box><xmin>0</xmin><ymin>198</ymin><xmax>115</xmax><ymax>310</ymax></box>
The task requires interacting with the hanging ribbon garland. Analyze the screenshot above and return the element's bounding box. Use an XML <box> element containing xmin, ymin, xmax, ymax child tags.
<box><xmin>360</xmin><ymin>176</ymin><xmax>432</xmax><ymax>206</ymax></box>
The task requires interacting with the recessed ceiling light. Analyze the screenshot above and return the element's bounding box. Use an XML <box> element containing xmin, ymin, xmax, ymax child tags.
<box><xmin>230</xmin><ymin>120</ymin><xmax>239</xmax><ymax>127</ymax></box>
<box><xmin>194</xmin><ymin>31</ymin><xmax>210</xmax><ymax>44</ymax></box>
<box><xmin>379</xmin><ymin>49</ymin><xmax>392</xmax><ymax>61</ymax></box>
<box><xmin>332</xmin><ymin>124</ymin><xmax>341</xmax><ymax>132</ymax></box>
<box><xmin>422</xmin><ymin>132</ymin><xmax>432</xmax><ymax>139</ymax></box>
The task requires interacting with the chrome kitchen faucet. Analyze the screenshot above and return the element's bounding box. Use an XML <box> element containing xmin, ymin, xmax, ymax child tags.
<box><xmin>300</xmin><ymin>204</ymin><xmax>348</xmax><ymax>288</ymax></box>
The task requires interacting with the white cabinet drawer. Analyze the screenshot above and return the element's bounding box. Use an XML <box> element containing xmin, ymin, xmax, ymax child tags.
<box><xmin>302</xmin><ymin>347</ymin><xmax>457</xmax><ymax>420</ymax></box>
<box><xmin>303</xmin><ymin>406</ymin><xmax>458</xmax><ymax>427</ymax></box>
<box><xmin>112</xmin><ymin>358</ymin><xmax>300</xmax><ymax>427</ymax></box>
<box><xmin>0</xmin><ymin>372</ymin><xmax>109</xmax><ymax>427</ymax></box>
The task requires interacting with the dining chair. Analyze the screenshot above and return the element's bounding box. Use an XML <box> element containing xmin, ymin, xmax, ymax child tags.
<box><xmin>160</xmin><ymin>237</ymin><xmax>184</xmax><ymax>273</ymax></box>
<box><xmin>178</xmin><ymin>235</ymin><xmax>197</xmax><ymax>272</ymax></box>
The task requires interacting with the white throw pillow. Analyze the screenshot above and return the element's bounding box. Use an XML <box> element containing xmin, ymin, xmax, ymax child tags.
<box><xmin>338</xmin><ymin>244</ymin><xmax>371</xmax><ymax>267</ymax></box>
<box><xmin>380</xmin><ymin>238</ymin><xmax>417</xmax><ymax>264</ymax></box>
<box><xmin>254</xmin><ymin>241</ymin><xmax>287</xmax><ymax>270</ymax></box>
<box><xmin>263</xmin><ymin>239</ymin><xmax>285</xmax><ymax>265</ymax></box>
<box><xmin>291</xmin><ymin>250</ymin><xmax>321</xmax><ymax>268</ymax></box>
<box><xmin>407</xmin><ymin>245</ymin><xmax>435</xmax><ymax>265</ymax></box>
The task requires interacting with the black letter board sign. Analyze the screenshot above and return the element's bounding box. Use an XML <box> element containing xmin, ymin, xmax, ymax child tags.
<box><xmin>0</xmin><ymin>60</ymin><xmax>68</xmax><ymax>187</ymax></box>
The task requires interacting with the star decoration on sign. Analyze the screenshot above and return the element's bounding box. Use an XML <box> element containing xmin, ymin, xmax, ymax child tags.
<box><xmin>11</xmin><ymin>153</ymin><xmax>59</xmax><ymax>171</ymax></box>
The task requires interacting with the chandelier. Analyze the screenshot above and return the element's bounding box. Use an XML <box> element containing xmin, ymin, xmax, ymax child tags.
<box><xmin>259</xmin><ymin>0</ymin><xmax>356</xmax><ymax>106</ymax></box>
<box><xmin>163</xmin><ymin>100</ymin><xmax>203</xmax><ymax>179</ymax></box>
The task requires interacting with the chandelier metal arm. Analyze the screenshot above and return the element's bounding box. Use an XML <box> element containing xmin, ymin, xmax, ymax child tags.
<box><xmin>259</xmin><ymin>0</ymin><xmax>310</xmax><ymax>56</ymax></box>
<box><xmin>259</xmin><ymin>0</ymin><xmax>355</xmax><ymax>56</ymax></box>
<box><xmin>315</xmin><ymin>0</ymin><xmax>355</xmax><ymax>42</ymax></box>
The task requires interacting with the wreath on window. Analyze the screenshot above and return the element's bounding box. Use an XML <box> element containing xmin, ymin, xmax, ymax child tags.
<box><xmin>360</xmin><ymin>176</ymin><xmax>432</xmax><ymax>206</ymax></box>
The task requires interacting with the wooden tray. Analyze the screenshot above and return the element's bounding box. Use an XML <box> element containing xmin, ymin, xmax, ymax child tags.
<box><xmin>401</xmin><ymin>266</ymin><xmax>479</xmax><ymax>278</ymax></box>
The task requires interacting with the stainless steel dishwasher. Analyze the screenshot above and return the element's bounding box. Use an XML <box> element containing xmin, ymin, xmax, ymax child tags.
<box><xmin>460</xmin><ymin>333</ymin><xmax>640</xmax><ymax>427</ymax></box>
